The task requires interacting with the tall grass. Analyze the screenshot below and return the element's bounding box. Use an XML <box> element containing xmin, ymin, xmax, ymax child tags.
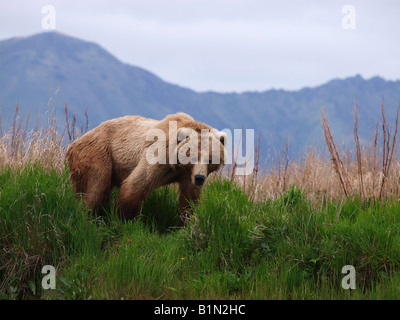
<box><xmin>0</xmin><ymin>166</ymin><xmax>101</xmax><ymax>298</ymax></box>
<box><xmin>0</xmin><ymin>104</ymin><xmax>87</xmax><ymax>171</ymax></box>
<box><xmin>232</xmin><ymin>101</ymin><xmax>400</xmax><ymax>204</ymax></box>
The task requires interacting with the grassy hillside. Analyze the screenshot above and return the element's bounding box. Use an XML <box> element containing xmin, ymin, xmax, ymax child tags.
<box><xmin>1</xmin><ymin>106</ymin><xmax>400</xmax><ymax>300</ymax></box>
<box><xmin>1</xmin><ymin>166</ymin><xmax>400</xmax><ymax>299</ymax></box>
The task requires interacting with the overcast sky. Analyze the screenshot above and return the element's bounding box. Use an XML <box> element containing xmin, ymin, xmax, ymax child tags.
<box><xmin>1</xmin><ymin>0</ymin><xmax>399</xmax><ymax>92</ymax></box>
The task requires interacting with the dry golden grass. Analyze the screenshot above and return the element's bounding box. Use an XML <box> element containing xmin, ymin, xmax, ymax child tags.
<box><xmin>0</xmin><ymin>104</ymin><xmax>86</xmax><ymax>171</ymax></box>
<box><xmin>231</xmin><ymin>101</ymin><xmax>400</xmax><ymax>204</ymax></box>
<box><xmin>244</xmin><ymin>146</ymin><xmax>400</xmax><ymax>203</ymax></box>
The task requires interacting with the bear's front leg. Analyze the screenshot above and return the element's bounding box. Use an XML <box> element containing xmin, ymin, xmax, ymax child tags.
<box><xmin>117</xmin><ymin>160</ymin><xmax>153</xmax><ymax>220</ymax></box>
<box><xmin>117</xmin><ymin>180</ymin><xmax>146</xmax><ymax>220</ymax></box>
<box><xmin>179</xmin><ymin>181</ymin><xmax>201</xmax><ymax>226</ymax></box>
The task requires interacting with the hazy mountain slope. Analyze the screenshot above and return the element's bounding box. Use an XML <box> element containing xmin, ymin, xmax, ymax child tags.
<box><xmin>0</xmin><ymin>32</ymin><xmax>198</xmax><ymax>120</ymax></box>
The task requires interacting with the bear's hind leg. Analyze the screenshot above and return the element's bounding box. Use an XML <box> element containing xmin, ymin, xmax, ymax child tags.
<box><xmin>84</xmin><ymin>177</ymin><xmax>112</xmax><ymax>213</ymax></box>
<box><xmin>78</xmin><ymin>151</ymin><xmax>113</xmax><ymax>214</ymax></box>
<box><xmin>67</xmin><ymin>143</ymin><xmax>113</xmax><ymax>214</ymax></box>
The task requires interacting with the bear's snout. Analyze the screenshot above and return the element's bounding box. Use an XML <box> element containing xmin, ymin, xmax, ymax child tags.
<box><xmin>194</xmin><ymin>174</ymin><xmax>205</xmax><ymax>186</ymax></box>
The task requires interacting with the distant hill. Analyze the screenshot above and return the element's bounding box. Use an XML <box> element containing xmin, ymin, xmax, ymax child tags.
<box><xmin>1</xmin><ymin>32</ymin><xmax>400</xmax><ymax>158</ymax></box>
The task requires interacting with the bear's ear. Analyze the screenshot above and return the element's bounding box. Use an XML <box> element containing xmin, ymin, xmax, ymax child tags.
<box><xmin>177</xmin><ymin>127</ymin><xmax>195</xmax><ymax>143</ymax></box>
<box><xmin>212</xmin><ymin>129</ymin><xmax>228</xmax><ymax>146</ymax></box>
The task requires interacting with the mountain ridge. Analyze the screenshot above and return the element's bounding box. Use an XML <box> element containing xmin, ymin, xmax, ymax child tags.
<box><xmin>1</xmin><ymin>31</ymin><xmax>399</xmax><ymax>157</ymax></box>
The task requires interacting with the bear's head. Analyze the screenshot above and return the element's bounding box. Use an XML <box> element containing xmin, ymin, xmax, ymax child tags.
<box><xmin>145</xmin><ymin>113</ymin><xmax>227</xmax><ymax>187</ymax></box>
<box><xmin>175</xmin><ymin>125</ymin><xmax>227</xmax><ymax>186</ymax></box>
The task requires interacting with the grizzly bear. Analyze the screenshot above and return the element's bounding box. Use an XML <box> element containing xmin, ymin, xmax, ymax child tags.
<box><xmin>66</xmin><ymin>112</ymin><xmax>226</xmax><ymax>225</ymax></box>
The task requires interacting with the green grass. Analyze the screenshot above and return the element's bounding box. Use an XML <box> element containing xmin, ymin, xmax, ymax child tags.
<box><xmin>1</xmin><ymin>166</ymin><xmax>400</xmax><ymax>299</ymax></box>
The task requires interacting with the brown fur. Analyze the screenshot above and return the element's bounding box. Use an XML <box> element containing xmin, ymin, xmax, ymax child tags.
<box><xmin>66</xmin><ymin>112</ymin><xmax>226</xmax><ymax>225</ymax></box>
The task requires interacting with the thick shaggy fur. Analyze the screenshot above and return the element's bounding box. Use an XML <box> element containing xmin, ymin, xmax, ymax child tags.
<box><xmin>66</xmin><ymin>112</ymin><xmax>225</xmax><ymax>224</ymax></box>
